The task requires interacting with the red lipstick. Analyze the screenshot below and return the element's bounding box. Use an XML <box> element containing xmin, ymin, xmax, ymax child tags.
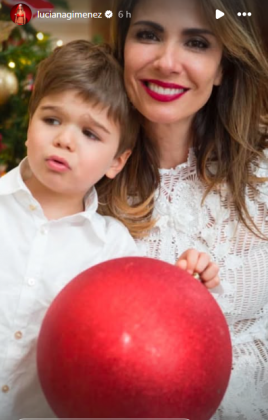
<box><xmin>141</xmin><ymin>79</ymin><xmax>189</xmax><ymax>102</ymax></box>
<box><xmin>144</xmin><ymin>79</ymin><xmax>188</xmax><ymax>89</ymax></box>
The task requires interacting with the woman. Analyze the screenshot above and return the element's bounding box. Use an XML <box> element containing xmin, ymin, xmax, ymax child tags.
<box><xmin>15</xmin><ymin>4</ymin><xmax>26</xmax><ymax>25</ymax></box>
<box><xmin>97</xmin><ymin>0</ymin><xmax>268</xmax><ymax>418</ymax></box>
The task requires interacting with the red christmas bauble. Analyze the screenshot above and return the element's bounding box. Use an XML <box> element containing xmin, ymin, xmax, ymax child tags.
<box><xmin>37</xmin><ymin>257</ymin><xmax>232</xmax><ymax>420</ymax></box>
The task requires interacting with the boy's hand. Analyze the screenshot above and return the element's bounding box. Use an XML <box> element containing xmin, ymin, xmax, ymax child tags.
<box><xmin>176</xmin><ymin>249</ymin><xmax>220</xmax><ymax>290</ymax></box>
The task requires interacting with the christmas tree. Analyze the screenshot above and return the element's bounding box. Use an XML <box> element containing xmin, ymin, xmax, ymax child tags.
<box><xmin>0</xmin><ymin>0</ymin><xmax>68</xmax><ymax>174</ymax></box>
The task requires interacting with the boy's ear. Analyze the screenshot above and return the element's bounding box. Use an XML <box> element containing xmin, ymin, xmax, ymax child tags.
<box><xmin>106</xmin><ymin>149</ymin><xmax>132</xmax><ymax>179</ymax></box>
<box><xmin>25</xmin><ymin>120</ymin><xmax>32</xmax><ymax>147</ymax></box>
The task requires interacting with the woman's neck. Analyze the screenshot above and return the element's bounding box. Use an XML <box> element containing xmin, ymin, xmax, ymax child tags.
<box><xmin>144</xmin><ymin>118</ymin><xmax>193</xmax><ymax>169</ymax></box>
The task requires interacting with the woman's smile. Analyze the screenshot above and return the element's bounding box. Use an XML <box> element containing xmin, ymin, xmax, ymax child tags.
<box><xmin>141</xmin><ymin>79</ymin><xmax>189</xmax><ymax>102</ymax></box>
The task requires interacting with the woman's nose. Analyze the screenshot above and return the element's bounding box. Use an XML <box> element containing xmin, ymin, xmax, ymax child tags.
<box><xmin>53</xmin><ymin>128</ymin><xmax>76</xmax><ymax>152</ymax></box>
<box><xmin>153</xmin><ymin>42</ymin><xmax>183</xmax><ymax>75</ymax></box>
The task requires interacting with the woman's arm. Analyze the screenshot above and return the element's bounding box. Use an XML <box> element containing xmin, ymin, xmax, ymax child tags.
<box><xmin>23</xmin><ymin>12</ymin><xmax>26</xmax><ymax>24</ymax></box>
<box><xmin>15</xmin><ymin>14</ymin><xmax>17</xmax><ymax>23</ymax></box>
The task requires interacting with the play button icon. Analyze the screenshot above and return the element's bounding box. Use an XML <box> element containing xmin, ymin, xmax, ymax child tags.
<box><xmin>216</xmin><ymin>9</ymin><xmax>225</xmax><ymax>19</ymax></box>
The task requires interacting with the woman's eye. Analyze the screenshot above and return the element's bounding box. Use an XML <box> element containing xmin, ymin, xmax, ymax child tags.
<box><xmin>83</xmin><ymin>130</ymin><xmax>99</xmax><ymax>141</ymax></box>
<box><xmin>43</xmin><ymin>118</ymin><xmax>60</xmax><ymax>125</ymax></box>
<box><xmin>136</xmin><ymin>30</ymin><xmax>159</xmax><ymax>42</ymax></box>
<box><xmin>187</xmin><ymin>39</ymin><xmax>209</xmax><ymax>50</ymax></box>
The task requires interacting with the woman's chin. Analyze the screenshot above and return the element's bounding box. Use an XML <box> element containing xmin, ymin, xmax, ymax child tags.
<box><xmin>131</xmin><ymin>98</ymin><xmax>192</xmax><ymax>125</ymax></box>
<box><xmin>140</xmin><ymin>109</ymin><xmax>188</xmax><ymax>125</ymax></box>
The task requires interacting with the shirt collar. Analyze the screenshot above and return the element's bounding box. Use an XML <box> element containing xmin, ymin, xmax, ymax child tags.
<box><xmin>0</xmin><ymin>158</ymin><xmax>27</xmax><ymax>195</ymax></box>
<box><xmin>0</xmin><ymin>157</ymin><xmax>99</xmax><ymax>219</ymax></box>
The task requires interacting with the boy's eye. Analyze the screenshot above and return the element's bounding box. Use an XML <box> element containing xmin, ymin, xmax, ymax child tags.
<box><xmin>83</xmin><ymin>129</ymin><xmax>99</xmax><ymax>141</ymax></box>
<box><xmin>136</xmin><ymin>30</ymin><xmax>159</xmax><ymax>42</ymax></box>
<box><xmin>186</xmin><ymin>39</ymin><xmax>209</xmax><ymax>50</ymax></box>
<box><xmin>43</xmin><ymin>117</ymin><xmax>60</xmax><ymax>125</ymax></box>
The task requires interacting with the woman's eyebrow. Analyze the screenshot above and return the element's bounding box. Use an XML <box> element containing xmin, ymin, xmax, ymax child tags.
<box><xmin>132</xmin><ymin>21</ymin><xmax>215</xmax><ymax>37</ymax></box>
<box><xmin>132</xmin><ymin>21</ymin><xmax>164</xmax><ymax>32</ymax></box>
<box><xmin>182</xmin><ymin>28</ymin><xmax>216</xmax><ymax>37</ymax></box>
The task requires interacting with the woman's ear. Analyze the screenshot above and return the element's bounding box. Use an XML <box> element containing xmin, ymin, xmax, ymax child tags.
<box><xmin>105</xmin><ymin>149</ymin><xmax>132</xmax><ymax>179</ymax></box>
<box><xmin>214</xmin><ymin>65</ymin><xmax>223</xmax><ymax>86</ymax></box>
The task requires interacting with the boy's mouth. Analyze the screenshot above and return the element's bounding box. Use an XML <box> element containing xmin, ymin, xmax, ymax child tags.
<box><xmin>46</xmin><ymin>155</ymin><xmax>71</xmax><ymax>172</ymax></box>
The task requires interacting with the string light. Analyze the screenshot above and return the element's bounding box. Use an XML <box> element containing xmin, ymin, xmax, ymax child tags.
<box><xmin>8</xmin><ymin>61</ymin><xmax>16</xmax><ymax>68</ymax></box>
<box><xmin>56</xmin><ymin>40</ymin><xmax>63</xmax><ymax>47</ymax></box>
<box><xmin>36</xmin><ymin>32</ymin><xmax>44</xmax><ymax>41</ymax></box>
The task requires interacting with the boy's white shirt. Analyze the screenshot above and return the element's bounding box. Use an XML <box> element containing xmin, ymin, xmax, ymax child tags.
<box><xmin>0</xmin><ymin>158</ymin><xmax>142</xmax><ymax>420</ymax></box>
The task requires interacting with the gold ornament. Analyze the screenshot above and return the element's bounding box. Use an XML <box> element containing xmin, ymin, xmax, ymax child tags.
<box><xmin>0</xmin><ymin>20</ymin><xmax>16</xmax><ymax>44</ymax></box>
<box><xmin>0</xmin><ymin>65</ymin><xmax>19</xmax><ymax>105</ymax></box>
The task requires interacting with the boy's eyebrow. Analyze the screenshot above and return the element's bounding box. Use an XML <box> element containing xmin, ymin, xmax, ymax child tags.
<box><xmin>132</xmin><ymin>20</ymin><xmax>215</xmax><ymax>37</ymax></box>
<box><xmin>84</xmin><ymin>114</ymin><xmax>111</xmax><ymax>135</ymax></box>
<box><xmin>40</xmin><ymin>105</ymin><xmax>111</xmax><ymax>134</ymax></box>
<box><xmin>40</xmin><ymin>105</ymin><xmax>61</xmax><ymax>111</ymax></box>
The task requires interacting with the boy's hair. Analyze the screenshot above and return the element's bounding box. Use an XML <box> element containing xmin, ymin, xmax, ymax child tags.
<box><xmin>29</xmin><ymin>40</ymin><xmax>139</xmax><ymax>156</ymax></box>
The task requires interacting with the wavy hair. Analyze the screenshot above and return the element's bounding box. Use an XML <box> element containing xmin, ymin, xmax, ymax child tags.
<box><xmin>109</xmin><ymin>0</ymin><xmax>268</xmax><ymax>239</ymax></box>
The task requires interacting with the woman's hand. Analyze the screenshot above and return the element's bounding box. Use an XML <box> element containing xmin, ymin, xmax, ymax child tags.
<box><xmin>176</xmin><ymin>249</ymin><xmax>220</xmax><ymax>290</ymax></box>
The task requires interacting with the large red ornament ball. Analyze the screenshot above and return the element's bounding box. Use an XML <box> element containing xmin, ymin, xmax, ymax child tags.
<box><xmin>37</xmin><ymin>257</ymin><xmax>232</xmax><ymax>420</ymax></box>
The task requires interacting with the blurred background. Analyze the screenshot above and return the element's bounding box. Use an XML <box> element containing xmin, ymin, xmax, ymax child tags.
<box><xmin>0</xmin><ymin>0</ymin><xmax>267</xmax><ymax>173</ymax></box>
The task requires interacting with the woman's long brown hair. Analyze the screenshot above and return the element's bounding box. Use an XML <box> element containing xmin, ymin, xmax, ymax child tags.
<box><xmin>98</xmin><ymin>0</ymin><xmax>268</xmax><ymax>239</ymax></box>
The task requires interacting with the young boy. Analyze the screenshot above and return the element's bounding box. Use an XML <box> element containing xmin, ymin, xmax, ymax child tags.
<box><xmin>0</xmin><ymin>41</ymin><xmax>219</xmax><ymax>419</ymax></box>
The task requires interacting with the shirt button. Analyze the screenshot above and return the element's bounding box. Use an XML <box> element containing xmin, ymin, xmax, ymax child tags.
<box><xmin>40</xmin><ymin>227</ymin><xmax>48</xmax><ymax>235</ymax></box>
<box><xmin>2</xmin><ymin>385</ymin><xmax>9</xmax><ymax>393</ymax></box>
<box><xmin>29</xmin><ymin>204</ymin><xmax>37</xmax><ymax>211</ymax></box>
<box><xmin>27</xmin><ymin>278</ymin><xmax>35</xmax><ymax>286</ymax></box>
<box><xmin>14</xmin><ymin>331</ymin><xmax>23</xmax><ymax>340</ymax></box>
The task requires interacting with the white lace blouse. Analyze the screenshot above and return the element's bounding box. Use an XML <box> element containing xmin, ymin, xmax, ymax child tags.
<box><xmin>136</xmin><ymin>148</ymin><xmax>268</xmax><ymax>420</ymax></box>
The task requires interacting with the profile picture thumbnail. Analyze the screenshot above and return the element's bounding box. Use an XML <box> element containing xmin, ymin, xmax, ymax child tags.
<box><xmin>10</xmin><ymin>3</ymin><xmax>32</xmax><ymax>26</ymax></box>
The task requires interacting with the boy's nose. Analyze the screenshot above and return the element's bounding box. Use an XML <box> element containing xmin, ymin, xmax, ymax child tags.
<box><xmin>53</xmin><ymin>129</ymin><xmax>76</xmax><ymax>151</ymax></box>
